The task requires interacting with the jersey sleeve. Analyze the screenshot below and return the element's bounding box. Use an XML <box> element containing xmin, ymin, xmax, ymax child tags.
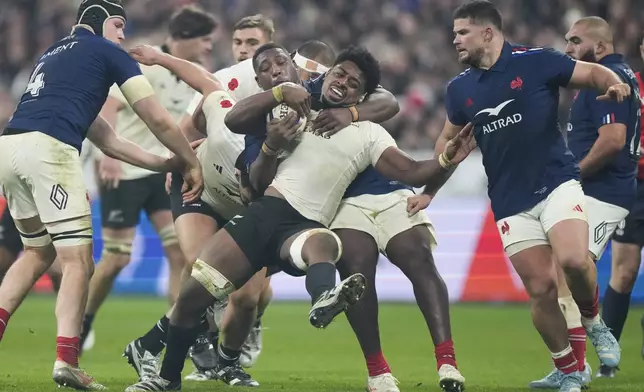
<box><xmin>444</xmin><ymin>82</ymin><xmax>468</xmax><ymax>126</ymax></box>
<box><xmin>537</xmin><ymin>48</ymin><xmax>577</xmax><ymax>87</ymax></box>
<box><xmin>102</xmin><ymin>42</ymin><xmax>142</xmax><ymax>86</ymax></box>
<box><xmin>368</xmin><ymin>123</ymin><xmax>398</xmax><ymax>165</ymax></box>
<box><xmin>590</xmin><ymin>96</ymin><xmax>631</xmax><ymax>129</ymax></box>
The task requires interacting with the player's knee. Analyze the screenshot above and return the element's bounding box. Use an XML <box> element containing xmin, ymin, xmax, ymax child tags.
<box><xmin>190</xmin><ymin>259</ymin><xmax>236</xmax><ymax>301</ymax></box>
<box><xmin>230</xmin><ymin>287</ymin><xmax>261</xmax><ymax>311</ymax></box>
<box><xmin>158</xmin><ymin>224</ymin><xmax>180</xmax><ymax>249</ymax></box>
<box><xmin>525</xmin><ymin>275</ymin><xmax>558</xmax><ymax>301</ymax></box>
<box><xmin>558</xmin><ymin>251</ymin><xmax>591</xmax><ymax>274</ymax></box>
<box><xmin>101</xmin><ymin>236</ymin><xmax>133</xmax><ymax>270</ymax></box>
<box><xmin>612</xmin><ymin>263</ymin><xmax>639</xmax><ymax>292</ymax></box>
<box><xmin>292</xmin><ymin>228</ymin><xmax>343</xmax><ymax>271</ymax></box>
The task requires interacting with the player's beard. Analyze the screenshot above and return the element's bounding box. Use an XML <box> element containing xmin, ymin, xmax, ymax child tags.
<box><xmin>460</xmin><ymin>47</ymin><xmax>485</xmax><ymax>68</ymax></box>
<box><xmin>579</xmin><ymin>48</ymin><xmax>597</xmax><ymax>63</ymax></box>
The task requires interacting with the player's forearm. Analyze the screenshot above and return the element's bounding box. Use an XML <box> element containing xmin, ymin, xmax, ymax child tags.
<box><xmin>421</xmin><ymin>134</ymin><xmax>456</xmax><ymax>195</ymax></box>
<box><xmin>249</xmin><ymin>152</ymin><xmax>279</xmax><ymax>194</ymax></box>
<box><xmin>225</xmin><ymin>91</ymin><xmax>278</xmax><ymax>135</ymax></box>
<box><xmin>102</xmin><ymin>137</ymin><xmax>173</xmax><ymax>173</ymax></box>
<box><xmin>356</xmin><ymin>87</ymin><xmax>400</xmax><ymax>124</ymax></box>
<box><xmin>389</xmin><ymin>159</ymin><xmax>449</xmax><ymax>188</ymax></box>
<box><xmin>157</xmin><ymin>53</ymin><xmax>220</xmax><ymax>96</ymax></box>
<box><xmin>579</xmin><ymin>137</ymin><xmax>623</xmax><ymax>178</ymax></box>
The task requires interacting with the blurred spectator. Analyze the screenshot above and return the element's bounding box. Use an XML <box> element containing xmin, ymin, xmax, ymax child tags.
<box><xmin>1</xmin><ymin>0</ymin><xmax>644</xmax><ymax>147</ymax></box>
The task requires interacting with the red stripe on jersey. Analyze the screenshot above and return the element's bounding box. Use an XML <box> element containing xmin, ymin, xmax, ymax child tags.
<box><xmin>636</xmin><ymin>72</ymin><xmax>644</xmax><ymax>180</ymax></box>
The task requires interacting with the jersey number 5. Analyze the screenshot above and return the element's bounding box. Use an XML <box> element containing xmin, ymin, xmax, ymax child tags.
<box><xmin>25</xmin><ymin>62</ymin><xmax>46</xmax><ymax>97</ymax></box>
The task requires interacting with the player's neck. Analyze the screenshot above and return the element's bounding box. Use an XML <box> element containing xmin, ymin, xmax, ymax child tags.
<box><xmin>478</xmin><ymin>39</ymin><xmax>504</xmax><ymax>70</ymax></box>
<box><xmin>595</xmin><ymin>47</ymin><xmax>615</xmax><ymax>62</ymax></box>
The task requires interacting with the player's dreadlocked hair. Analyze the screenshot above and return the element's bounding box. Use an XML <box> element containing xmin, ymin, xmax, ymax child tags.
<box><xmin>252</xmin><ymin>43</ymin><xmax>290</xmax><ymax>71</ymax></box>
<box><xmin>333</xmin><ymin>46</ymin><xmax>380</xmax><ymax>95</ymax></box>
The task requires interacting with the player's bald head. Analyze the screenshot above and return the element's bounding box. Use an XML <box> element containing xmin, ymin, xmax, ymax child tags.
<box><xmin>571</xmin><ymin>16</ymin><xmax>613</xmax><ymax>44</ymax></box>
<box><xmin>565</xmin><ymin>16</ymin><xmax>614</xmax><ymax>62</ymax></box>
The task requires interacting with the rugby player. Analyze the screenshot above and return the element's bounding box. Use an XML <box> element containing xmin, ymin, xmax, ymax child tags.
<box><xmin>529</xmin><ymin>17</ymin><xmax>640</xmax><ymax>388</ymax></box>
<box><xmin>593</xmin><ymin>33</ymin><xmax>644</xmax><ymax>379</ymax></box>
<box><xmin>121</xmin><ymin>15</ymin><xmax>276</xmax><ymax>384</ymax></box>
<box><xmin>123</xmin><ymin>41</ymin><xmax>348</xmax><ymax>388</ymax></box>
<box><xmin>0</xmin><ymin>0</ymin><xmax>203</xmax><ymax>389</ymax></box>
<box><xmin>124</xmin><ymin>43</ymin><xmax>476</xmax><ymax>391</ymax></box>
<box><xmin>174</xmin><ymin>15</ymin><xmax>277</xmax><ymax>378</ymax></box>
<box><xmin>79</xmin><ymin>5</ymin><xmax>217</xmax><ymax>353</ymax></box>
<box><xmin>230</xmin><ymin>51</ymin><xmax>465</xmax><ymax>392</ymax></box>
<box><xmin>412</xmin><ymin>2</ymin><xmax>631</xmax><ymax>391</ymax></box>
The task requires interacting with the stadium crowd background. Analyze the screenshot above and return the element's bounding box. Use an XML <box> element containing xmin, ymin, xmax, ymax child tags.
<box><xmin>2</xmin><ymin>0</ymin><xmax>644</xmax><ymax>150</ymax></box>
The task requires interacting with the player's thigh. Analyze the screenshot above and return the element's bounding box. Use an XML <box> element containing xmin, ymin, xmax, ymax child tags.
<box><xmin>142</xmin><ymin>174</ymin><xmax>172</xmax><ymax>223</ymax></box>
<box><xmin>583</xmin><ymin>196</ymin><xmax>629</xmax><ymax>260</ymax></box>
<box><xmin>174</xmin><ymin>209</ymin><xmax>221</xmax><ymax>264</ymax></box>
<box><xmin>385</xmin><ymin>224</ymin><xmax>438</xmax><ymax>275</ymax></box>
<box><xmin>334</xmin><ymin>229</ymin><xmax>379</xmax><ymax>279</ymax></box>
<box><xmin>611</xmin><ymin>211</ymin><xmax>644</xmax><ymax>290</ymax></box>
<box><xmin>542</xmin><ymin>180</ymin><xmax>589</xmax><ymax>269</ymax></box>
<box><xmin>100</xmin><ymin>178</ymin><xmax>144</xmax><ymax>230</ymax></box>
<box><xmin>46</xmin><ymin>215</ymin><xmax>94</xmax><ymax>271</ymax></box>
<box><xmin>510</xmin><ymin>244</ymin><xmax>558</xmax><ymax>298</ymax></box>
<box><xmin>0</xmin><ymin>136</ymin><xmax>40</xmax><ymax>221</ymax></box>
<box><xmin>22</xmin><ymin>133</ymin><xmax>91</xmax><ymax>224</ymax></box>
<box><xmin>367</xmin><ymin>189</ymin><xmax>438</xmax><ymax>255</ymax></box>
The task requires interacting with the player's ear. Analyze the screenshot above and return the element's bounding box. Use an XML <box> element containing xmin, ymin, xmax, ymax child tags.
<box><xmin>484</xmin><ymin>27</ymin><xmax>494</xmax><ymax>42</ymax></box>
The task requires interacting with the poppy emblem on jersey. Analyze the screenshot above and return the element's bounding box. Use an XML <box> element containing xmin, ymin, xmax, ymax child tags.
<box><xmin>510</xmin><ymin>76</ymin><xmax>523</xmax><ymax>90</ymax></box>
<box><xmin>572</xmin><ymin>204</ymin><xmax>584</xmax><ymax>213</ymax></box>
<box><xmin>228</xmin><ymin>78</ymin><xmax>239</xmax><ymax>91</ymax></box>
<box><xmin>500</xmin><ymin>221</ymin><xmax>510</xmax><ymax>235</ymax></box>
<box><xmin>465</xmin><ymin>97</ymin><xmax>474</xmax><ymax>107</ymax></box>
<box><xmin>220</xmin><ymin>100</ymin><xmax>233</xmax><ymax>108</ymax></box>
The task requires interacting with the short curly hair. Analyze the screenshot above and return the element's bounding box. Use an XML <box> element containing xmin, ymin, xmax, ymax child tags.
<box><xmin>333</xmin><ymin>46</ymin><xmax>381</xmax><ymax>95</ymax></box>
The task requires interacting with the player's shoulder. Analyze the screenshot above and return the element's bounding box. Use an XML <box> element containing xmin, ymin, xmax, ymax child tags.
<box><xmin>446</xmin><ymin>69</ymin><xmax>473</xmax><ymax>93</ymax></box>
<box><xmin>509</xmin><ymin>44</ymin><xmax>562</xmax><ymax>62</ymax></box>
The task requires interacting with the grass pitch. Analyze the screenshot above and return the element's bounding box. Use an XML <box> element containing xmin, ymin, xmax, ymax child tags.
<box><xmin>1</xmin><ymin>296</ymin><xmax>644</xmax><ymax>391</ymax></box>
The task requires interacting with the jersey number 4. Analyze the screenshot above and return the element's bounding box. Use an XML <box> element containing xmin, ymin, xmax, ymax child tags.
<box><xmin>24</xmin><ymin>62</ymin><xmax>46</xmax><ymax>97</ymax></box>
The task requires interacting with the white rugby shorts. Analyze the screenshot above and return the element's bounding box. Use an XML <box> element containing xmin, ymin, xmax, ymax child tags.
<box><xmin>329</xmin><ymin>189</ymin><xmax>437</xmax><ymax>253</ymax></box>
<box><xmin>0</xmin><ymin>132</ymin><xmax>91</xmax><ymax>224</ymax></box>
<box><xmin>496</xmin><ymin>179</ymin><xmax>587</xmax><ymax>257</ymax></box>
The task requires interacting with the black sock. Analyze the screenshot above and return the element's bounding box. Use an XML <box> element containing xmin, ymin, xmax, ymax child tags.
<box><xmin>208</xmin><ymin>330</ymin><xmax>219</xmax><ymax>347</ymax></box>
<box><xmin>218</xmin><ymin>344</ymin><xmax>240</xmax><ymax>367</ymax></box>
<box><xmin>253</xmin><ymin>318</ymin><xmax>262</xmax><ymax>329</ymax></box>
<box><xmin>601</xmin><ymin>285</ymin><xmax>631</xmax><ymax>341</ymax></box>
<box><xmin>139</xmin><ymin>316</ymin><xmax>170</xmax><ymax>355</ymax></box>
<box><xmin>305</xmin><ymin>262</ymin><xmax>337</xmax><ymax>304</ymax></box>
<box><xmin>80</xmin><ymin>314</ymin><xmax>94</xmax><ymax>342</ymax></box>
<box><xmin>159</xmin><ymin>324</ymin><xmax>199</xmax><ymax>383</ymax></box>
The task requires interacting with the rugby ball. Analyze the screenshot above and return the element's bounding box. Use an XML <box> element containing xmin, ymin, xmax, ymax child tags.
<box><xmin>268</xmin><ymin>103</ymin><xmax>309</xmax><ymax>134</ymax></box>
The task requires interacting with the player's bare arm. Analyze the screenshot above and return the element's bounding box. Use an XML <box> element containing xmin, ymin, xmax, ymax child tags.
<box><xmin>248</xmin><ymin>112</ymin><xmax>301</xmax><ymax>193</ymax></box>
<box><xmin>225</xmin><ymin>82</ymin><xmax>311</xmax><ymax>135</ymax></box>
<box><xmin>129</xmin><ymin>94</ymin><xmax>203</xmax><ymax>202</ymax></box>
<box><xmin>130</xmin><ymin>45</ymin><xmax>224</xmax><ymax>99</ymax></box>
<box><xmin>97</xmin><ymin>96</ymin><xmax>127</xmax><ymax>189</ymax></box>
<box><xmin>312</xmin><ymin>86</ymin><xmax>400</xmax><ymax>136</ymax></box>
<box><xmin>569</xmin><ymin>61</ymin><xmax>631</xmax><ymax>102</ymax></box>
<box><xmin>406</xmin><ymin>118</ymin><xmax>467</xmax><ymax>214</ymax></box>
<box><xmin>87</xmin><ymin>115</ymin><xmax>179</xmax><ymax>174</ymax></box>
<box><xmin>579</xmin><ymin>123</ymin><xmax>627</xmax><ymax>178</ymax></box>
<box><xmin>375</xmin><ymin>123</ymin><xmax>475</xmax><ymax>187</ymax></box>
